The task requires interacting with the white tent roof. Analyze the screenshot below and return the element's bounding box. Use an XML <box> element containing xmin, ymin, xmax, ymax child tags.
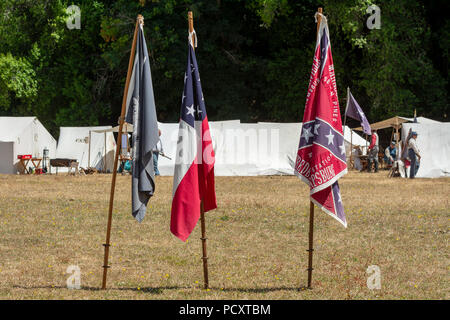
<box><xmin>402</xmin><ymin>116</ymin><xmax>442</xmax><ymax>124</ymax></box>
<box><xmin>0</xmin><ymin>117</ymin><xmax>37</xmax><ymax>142</ymax></box>
<box><xmin>0</xmin><ymin>117</ymin><xmax>57</xmax><ymax>174</ymax></box>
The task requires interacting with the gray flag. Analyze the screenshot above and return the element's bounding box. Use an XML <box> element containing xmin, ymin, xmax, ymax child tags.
<box><xmin>125</xmin><ymin>24</ymin><xmax>159</xmax><ymax>222</ymax></box>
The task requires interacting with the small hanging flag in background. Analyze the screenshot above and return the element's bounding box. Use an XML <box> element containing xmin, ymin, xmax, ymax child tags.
<box><xmin>345</xmin><ymin>89</ymin><xmax>372</xmax><ymax>135</ymax></box>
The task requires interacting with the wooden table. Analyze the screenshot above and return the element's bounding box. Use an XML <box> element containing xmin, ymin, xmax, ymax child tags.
<box><xmin>18</xmin><ymin>158</ymin><xmax>42</xmax><ymax>174</ymax></box>
<box><xmin>50</xmin><ymin>158</ymin><xmax>79</xmax><ymax>175</ymax></box>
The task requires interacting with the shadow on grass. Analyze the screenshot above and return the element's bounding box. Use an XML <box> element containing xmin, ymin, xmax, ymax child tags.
<box><xmin>211</xmin><ymin>286</ymin><xmax>310</xmax><ymax>293</ymax></box>
<box><xmin>12</xmin><ymin>285</ymin><xmax>186</xmax><ymax>294</ymax></box>
<box><xmin>12</xmin><ymin>285</ymin><xmax>310</xmax><ymax>294</ymax></box>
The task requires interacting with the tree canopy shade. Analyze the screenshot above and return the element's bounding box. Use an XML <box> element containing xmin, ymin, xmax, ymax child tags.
<box><xmin>0</xmin><ymin>0</ymin><xmax>448</xmax><ymax>137</ymax></box>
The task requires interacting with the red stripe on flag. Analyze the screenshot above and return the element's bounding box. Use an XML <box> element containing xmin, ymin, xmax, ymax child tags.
<box><xmin>170</xmin><ymin>117</ymin><xmax>217</xmax><ymax>241</ymax></box>
<box><xmin>311</xmin><ymin>187</ymin><xmax>335</xmax><ymax>216</ymax></box>
<box><xmin>199</xmin><ymin>118</ymin><xmax>217</xmax><ymax>212</ymax></box>
<box><xmin>170</xmin><ymin>158</ymin><xmax>201</xmax><ymax>242</ymax></box>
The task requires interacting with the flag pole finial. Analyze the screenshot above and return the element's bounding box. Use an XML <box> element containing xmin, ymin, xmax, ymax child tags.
<box><xmin>188</xmin><ymin>11</ymin><xmax>194</xmax><ymax>33</ymax></box>
<box><xmin>137</xmin><ymin>14</ymin><xmax>144</xmax><ymax>26</ymax></box>
<box><xmin>316</xmin><ymin>7</ymin><xmax>323</xmax><ymax>36</ymax></box>
<box><xmin>188</xmin><ymin>11</ymin><xmax>197</xmax><ymax>48</ymax></box>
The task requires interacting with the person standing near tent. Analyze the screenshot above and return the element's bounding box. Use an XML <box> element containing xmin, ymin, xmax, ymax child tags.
<box><xmin>152</xmin><ymin>129</ymin><xmax>163</xmax><ymax>176</ymax></box>
<box><xmin>352</xmin><ymin>146</ymin><xmax>363</xmax><ymax>171</ymax></box>
<box><xmin>384</xmin><ymin>141</ymin><xmax>397</xmax><ymax>165</ymax></box>
<box><xmin>367</xmin><ymin>130</ymin><xmax>379</xmax><ymax>172</ymax></box>
<box><xmin>408</xmin><ymin>132</ymin><xmax>421</xmax><ymax>179</ymax></box>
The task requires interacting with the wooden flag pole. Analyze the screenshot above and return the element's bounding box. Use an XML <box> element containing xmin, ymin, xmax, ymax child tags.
<box><xmin>306</xmin><ymin>6</ymin><xmax>323</xmax><ymax>290</ymax></box>
<box><xmin>200</xmin><ymin>201</ymin><xmax>209</xmax><ymax>289</ymax></box>
<box><xmin>344</xmin><ymin>87</ymin><xmax>352</xmax><ymax>169</ymax></box>
<box><xmin>188</xmin><ymin>10</ymin><xmax>210</xmax><ymax>290</ymax></box>
<box><xmin>307</xmin><ymin>201</ymin><xmax>315</xmax><ymax>288</ymax></box>
<box><xmin>343</xmin><ymin>87</ymin><xmax>349</xmax><ymax>135</ymax></box>
<box><xmin>350</xmin><ymin>127</ymin><xmax>353</xmax><ymax>168</ymax></box>
<box><xmin>101</xmin><ymin>15</ymin><xmax>143</xmax><ymax>290</ymax></box>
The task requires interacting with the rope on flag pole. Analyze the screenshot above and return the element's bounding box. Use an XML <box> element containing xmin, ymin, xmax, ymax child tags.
<box><xmin>189</xmin><ymin>30</ymin><xmax>198</xmax><ymax>48</ymax></box>
<box><xmin>188</xmin><ymin>10</ymin><xmax>210</xmax><ymax>290</ymax></box>
<box><xmin>306</xmin><ymin>6</ymin><xmax>323</xmax><ymax>290</ymax></box>
<box><xmin>101</xmin><ymin>15</ymin><xmax>143</xmax><ymax>290</ymax></box>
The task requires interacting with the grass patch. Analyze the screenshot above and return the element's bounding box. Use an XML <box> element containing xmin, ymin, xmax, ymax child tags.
<box><xmin>0</xmin><ymin>172</ymin><xmax>448</xmax><ymax>299</ymax></box>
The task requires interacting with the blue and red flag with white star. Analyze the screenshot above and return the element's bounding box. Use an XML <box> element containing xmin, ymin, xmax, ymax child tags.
<box><xmin>295</xmin><ymin>14</ymin><xmax>347</xmax><ymax>227</ymax></box>
<box><xmin>170</xmin><ymin>39</ymin><xmax>217</xmax><ymax>241</ymax></box>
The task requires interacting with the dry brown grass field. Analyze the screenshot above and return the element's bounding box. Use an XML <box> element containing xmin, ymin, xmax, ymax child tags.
<box><xmin>0</xmin><ymin>171</ymin><xmax>448</xmax><ymax>300</ymax></box>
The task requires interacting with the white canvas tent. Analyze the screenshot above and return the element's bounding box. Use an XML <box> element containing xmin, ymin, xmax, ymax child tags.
<box><xmin>402</xmin><ymin>116</ymin><xmax>442</xmax><ymax>124</ymax></box>
<box><xmin>402</xmin><ymin>123</ymin><xmax>450</xmax><ymax>178</ymax></box>
<box><xmin>0</xmin><ymin>117</ymin><xmax>57</xmax><ymax>174</ymax></box>
<box><xmin>156</xmin><ymin>121</ymin><xmax>367</xmax><ymax>176</ymax></box>
<box><xmin>55</xmin><ymin>126</ymin><xmax>116</xmax><ymax>172</ymax></box>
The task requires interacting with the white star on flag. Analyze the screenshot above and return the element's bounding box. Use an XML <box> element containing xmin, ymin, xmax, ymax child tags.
<box><xmin>197</xmin><ymin>105</ymin><xmax>202</xmax><ymax>115</ymax></box>
<box><xmin>325</xmin><ymin>130</ymin><xmax>335</xmax><ymax>145</ymax></box>
<box><xmin>301</xmin><ymin>127</ymin><xmax>314</xmax><ymax>142</ymax></box>
<box><xmin>186</xmin><ymin>104</ymin><xmax>195</xmax><ymax>117</ymax></box>
<box><xmin>339</xmin><ymin>142</ymin><xmax>346</xmax><ymax>155</ymax></box>
<box><xmin>337</xmin><ymin>193</ymin><xmax>342</xmax><ymax>203</ymax></box>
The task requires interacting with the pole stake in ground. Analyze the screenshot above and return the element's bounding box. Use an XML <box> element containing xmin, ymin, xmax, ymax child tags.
<box><xmin>101</xmin><ymin>15</ymin><xmax>143</xmax><ymax>290</ymax></box>
<box><xmin>307</xmin><ymin>201</ymin><xmax>315</xmax><ymax>289</ymax></box>
<box><xmin>188</xmin><ymin>10</ymin><xmax>210</xmax><ymax>290</ymax></box>
<box><xmin>200</xmin><ymin>201</ymin><xmax>209</xmax><ymax>289</ymax></box>
<box><xmin>305</xmin><ymin>6</ymin><xmax>323</xmax><ymax>290</ymax></box>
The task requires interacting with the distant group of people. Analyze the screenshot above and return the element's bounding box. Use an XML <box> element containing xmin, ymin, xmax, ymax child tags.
<box><xmin>119</xmin><ymin>128</ymin><xmax>164</xmax><ymax>176</ymax></box>
<box><xmin>364</xmin><ymin>129</ymin><xmax>421</xmax><ymax>178</ymax></box>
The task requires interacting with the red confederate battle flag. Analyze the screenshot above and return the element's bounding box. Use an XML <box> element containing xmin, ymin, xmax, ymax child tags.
<box><xmin>170</xmin><ymin>40</ymin><xmax>217</xmax><ymax>241</ymax></box>
<box><xmin>295</xmin><ymin>13</ymin><xmax>347</xmax><ymax>227</ymax></box>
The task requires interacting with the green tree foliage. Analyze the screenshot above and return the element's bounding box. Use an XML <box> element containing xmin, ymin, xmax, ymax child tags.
<box><xmin>0</xmin><ymin>0</ymin><xmax>448</xmax><ymax>137</ymax></box>
<box><xmin>324</xmin><ymin>0</ymin><xmax>449</xmax><ymax>121</ymax></box>
<box><xmin>0</xmin><ymin>53</ymin><xmax>37</xmax><ymax>111</ymax></box>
